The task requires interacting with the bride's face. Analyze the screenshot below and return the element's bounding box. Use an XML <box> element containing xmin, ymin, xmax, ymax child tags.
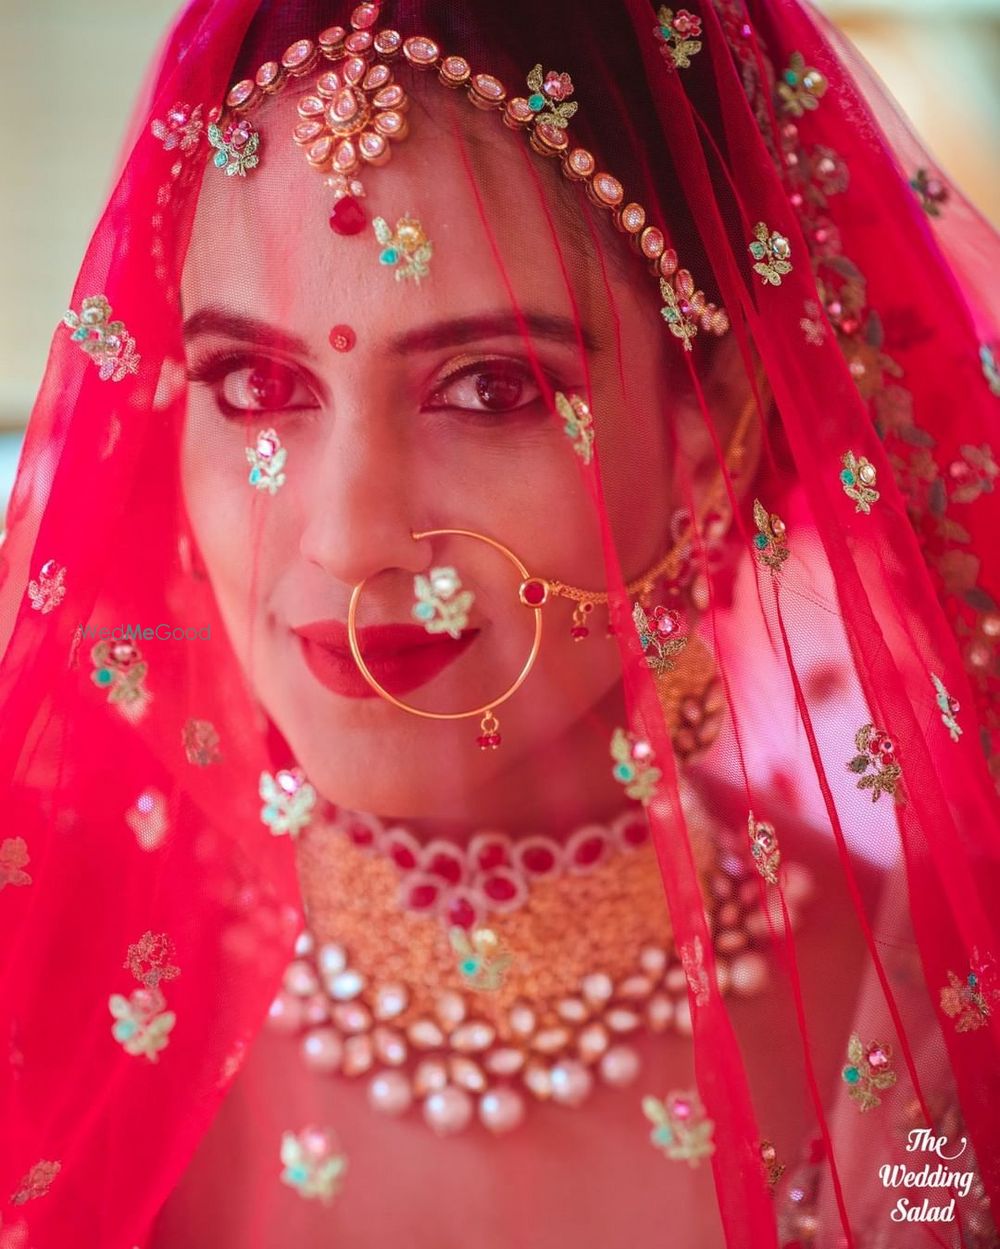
<box><xmin>180</xmin><ymin>89</ymin><xmax>682</xmax><ymax>820</ymax></box>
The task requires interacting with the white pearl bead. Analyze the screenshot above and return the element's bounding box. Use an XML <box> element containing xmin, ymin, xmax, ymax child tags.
<box><xmin>423</xmin><ymin>1086</ymin><xmax>474</xmax><ymax>1135</ymax></box>
<box><xmin>368</xmin><ymin>1070</ymin><xmax>413</xmax><ymax>1116</ymax></box>
<box><xmin>549</xmin><ymin>1060</ymin><xmax>594</xmax><ymax>1107</ymax></box>
<box><xmin>599</xmin><ymin>1045</ymin><xmax>640</xmax><ymax>1088</ymax></box>
<box><xmin>301</xmin><ymin>1027</ymin><xmax>343</xmax><ymax>1073</ymax></box>
<box><xmin>729</xmin><ymin>951</ymin><xmax>769</xmax><ymax>996</ymax></box>
<box><xmin>479</xmin><ymin>1087</ymin><xmax>525</xmax><ymax>1133</ymax></box>
<box><xmin>283</xmin><ymin>959</ymin><xmax>319</xmax><ymax>997</ymax></box>
<box><xmin>266</xmin><ymin>991</ymin><xmax>303</xmax><ymax>1033</ymax></box>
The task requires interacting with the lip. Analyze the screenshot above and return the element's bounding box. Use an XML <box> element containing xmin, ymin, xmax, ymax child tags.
<box><xmin>293</xmin><ymin>619</ymin><xmax>479</xmax><ymax>700</ymax></box>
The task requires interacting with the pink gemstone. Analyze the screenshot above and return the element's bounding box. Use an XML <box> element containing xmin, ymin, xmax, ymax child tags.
<box><xmin>283</xmin><ymin>39</ymin><xmax>314</xmax><ymax>69</ymax></box>
<box><xmin>374</xmin><ymin>29</ymin><xmax>402</xmax><ymax>55</ymax></box>
<box><xmin>359</xmin><ymin>132</ymin><xmax>387</xmax><ymax>160</ymax></box>
<box><xmin>521</xmin><ymin>579</ymin><xmax>547</xmax><ymax>606</ymax></box>
<box><xmin>363</xmin><ymin>64</ymin><xmax>391</xmax><ymax>91</ymax></box>
<box><xmin>351</xmin><ymin>2</ymin><xmax>379</xmax><ymax>29</ymax></box>
<box><xmin>482</xmin><ymin>874</ymin><xmax>517</xmax><ymax>903</ymax></box>
<box><xmin>406</xmin><ymin>881</ymin><xmax>439</xmax><ymax>910</ymax></box>
<box><xmin>631</xmin><ymin>740</ymin><xmax>653</xmax><ymax>761</ymax></box>
<box><xmin>329</xmin><ymin>196</ymin><xmax>367</xmax><ymax>235</ymax></box>
<box><xmin>570</xmin><ymin>626</ymin><xmax>589</xmax><ymax>640</ymax></box>
<box><xmin>447</xmin><ymin>894</ymin><xmax>477</xmax><ymax>930</ymax></box>
<box><xmin>330</xmin><ymin>88</ymin><xmax>362</xmax><ymax>123</ymax></box>
<box><xmin>867</xmin><ymin>1047</ymin><xmax>889</xmax><ymax>1069</ymax></box>
<box><xmin>427</xmin><ymin>852</ymin><xmax>463</xmax><ymax>886</ymax></box>
<box><xmin>226</xmin><ymin>81</ymin><xmax>256</xmax><ymax>109</ymax></box>
<box><xmin>403</xmin><ymin>35</ymin><xmax>440</xmax><ymax>66</ymax></box>
<box><xmin>374</xmin><ymin>83</ymin><xmax>405</xmax><ymax>109</ymax></box>
<box><xmin>522</xmin><ymin>845</ymin><xmax>556</xmax><ymax>875</ymax></box>
<box><xmin>256</xmin><ymin>435</ymin><xmax>275</xmax><ymax>457</ymax></box>
<box><xmin>167</xmin><ymin>103</ymin><xmax>190</xmax><ymax>127</ymax></box>
<box><xmin>277</xmin><ymin>769</ymin><xmax>301</xmax><ymax>793</ymax></box>
<box><xmin>344</xmin><ymin>31</ymin><xmax>373</xmax><ymax>54</ymax></box>
<box><xmin>473</xmin><ymin>73</ymin><xmax>505</xmax><ymax>100</ymax></box>
<box><xmin>673</xmin><ymin>1098</ymin><xmax>692</xmax><ymax>1119</ymax></box>
<box><xmin>111</xmin><ymin>642</ymin><xmax>137</xmax><ymax>664</ymax></box>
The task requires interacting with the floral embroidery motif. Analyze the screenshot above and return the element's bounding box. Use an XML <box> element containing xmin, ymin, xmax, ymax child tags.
<box><xmin>109</xmin><ymin>932</ymin><xmax>179</xmax><ymax>1063</ymax></box>
<box><xmin>0</xmin><ymin>838</ymin><xmax>32</xmax><ymax>891</ymax></box>
<box><xmin>643</xmin><ymin>1090</ymin><xmax>716</xmax><ymax>1166</ymax></box>
<box><xmin>633</xmin><ymin>602</ymin><xmax>688</xmax><ymax>675</ymax></box>
<box><xmin>450</xmin><ymin>926</ymin><xmax>513</xmax><ymax>992</ymax></box>
<box><xmin>659</xmin><ymin>270</ymin><xmax>699</xmax><ymax>350</ymax></box>
<box><xmin>653</xmin><ymin>8</ymin><xmax>703</xmax><ymax>70</ymax></box>
<box><xmin>412</xmin><ymin>567</ymin><xmax>474</xmax><ymax>640</ymax></box>
<box><xmin>610</xmin><ymin>728</ymin><xmax>662</xmax><ymax>805</ymax></box>
<box><xmin>259</xmin><ymin>768</ymin><xmax>317</xmax><ymax>838</ymax></box>
<box><xmin>840</xmin><ymin>450</ymin><xmax>880</xmax><ymax>513</ymax></box>
<box><xmin>280</xmin><ymin>1127</ymin><xmax>347</xmax><ymax>1204</ymax></box>
<box><xmin>981</xmin><ymin>344</ymin><xmax>1000</xmax><ymax>397</ymax></box>
<box><xmin>182</xmin><ymin>718</ymin><xmax>222</xmax><ymax>766</ymax></box>
<box><xmin>940</xmin><ymin>950</ymin><xmax>998</xmax><ymax>1032</ymax></box>
<box><xmin>679</xmin><ymin>935</ymin><xmax>710</xmax><ymax>1006</ymax></box>
<box><xmin>777</xmin><ymin>52</ymin><xmax>828</xmax><ymax>116</ymax></box>
<box><xmin>747</xmin><ymin>811</ymin><xmax>781</xmax><ymax>885</ymax></box>
<box><xmin>555</xmin><ymin>392</ymin><xmax>595</xmax><ymax>464</ymax></box>
<box><xmin>150</xmin><ymin>102</ymin><xmax>204</xmax><ymax>152</ymax></box>
<box><xmin>800</xmin><ymin>299</ymin><xmax>827</xmax><ymax>346</ymax></box>
<box><xmin>10</xmin><ymin>1159</ymin><xmax>60</xmax><ymax>1205</ymax></box>
<box><xmin>374</xmin><ymin>216</ymin><xmax>433</xmax><ymax>284</ymax></box>
<box><xmin>948</xmin><ymin>444</ymin><xmax>997</xmax><ymax>504</ymax></box>
<box><xmin>847</xmin><ymin>725</ymin><xmax>902</xmax><ymax>803</ymax></box>
<box><xmin>207</xmin><ymin>117</ymin><xmax>260</xmax><ymax>176</ymax></box>
<box><xmin>247</xmin><ymin>429</ymin><xmax>287</xmax><ymax>494</ymax></box>
<box><xmin>760</xmin><ymin>1140</ymin><xmax>786</xmax><ymax>1189</ymax></box>
<box><xmin>748</xmin><ymin>222</ymin><xmax>792</xmax><ymax>286</ymax></box>
<box><xmin>524</xmin><ymin>64</ymin><xmax>578</xmax><ymax>127</ymax></box>
<box><xmin>63</xmin><ymin>295</ymin><xmax>140</xmax><ymax>382</ymax></box>
<box><xmin>841</xmin><ymin>1034</ymin><xmax>897</xmax><ymax>1111</ymax></box>
<box><xmin>27</xmin><ymin>560</ymin><xmax>66</xmax><ymax>614</ymax></box>
<box><xmin>931</xmin><ymin>673</ymin><xmax>962</xmax><ymax>741</ymax></box>
<box><xmin>910</xmin><ymin>168</ymin><xmax>949</xmax><ymax>217</ymax></box>
<box><xmin>752</xmin><ymin>498</ymin><xmax>789</xmax><ymax>571</ymax></box>
<box><xmin>90</xmin><ymin>639</ymin><xmax>150</xmax><ymax>718</ymax></box>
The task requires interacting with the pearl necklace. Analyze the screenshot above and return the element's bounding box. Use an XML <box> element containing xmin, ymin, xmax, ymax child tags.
<box><xmin>268</xmin><ymin>802</ymin><xmax>814</xmax><ymax>1136</ymax></box>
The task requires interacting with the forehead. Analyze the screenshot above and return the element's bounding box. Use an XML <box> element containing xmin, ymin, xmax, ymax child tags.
<box><xmin>182</xmin><ymin>88</ymin><xmax>620</xmax><ymax>334</ymax></box>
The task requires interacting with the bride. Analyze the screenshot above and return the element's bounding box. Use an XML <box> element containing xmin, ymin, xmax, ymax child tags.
<box><xmin>2</xmin><ymin>1</ymin><xmax>998</xmax><ymax>1247</ymax></box>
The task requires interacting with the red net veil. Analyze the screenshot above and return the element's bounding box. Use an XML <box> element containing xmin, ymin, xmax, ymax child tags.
<box><xmin>1</xmin><ymin>1</ymin><xmax>999</xmax><ymax>1246</ymax></box>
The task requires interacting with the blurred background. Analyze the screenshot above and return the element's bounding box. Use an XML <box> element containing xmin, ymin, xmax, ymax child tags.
<box><xmin>1</xmin><ymin>0</ymin><xmax>998</xmax><ymax>513</ymax></box>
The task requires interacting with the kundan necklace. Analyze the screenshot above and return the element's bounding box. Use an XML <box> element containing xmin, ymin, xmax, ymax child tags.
<box><xmin>266</xmin><ymin>797</ymin><xmax>814</xmax><ymax>1136</ymax></box>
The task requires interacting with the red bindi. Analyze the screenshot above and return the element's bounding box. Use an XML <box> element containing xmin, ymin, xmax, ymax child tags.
<box><xmin>328</xmin><ymin>325</ymin><xmax>356</xmax><ymax>353</ymax></box>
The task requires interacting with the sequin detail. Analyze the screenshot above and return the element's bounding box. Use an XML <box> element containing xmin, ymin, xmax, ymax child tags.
<box><xmin>0</xmin><ymin>838</ymin><xmax>32</xmax><ymax>891</ymax></box>
<box><xmin>752</xmin><ymin>498</ymin><xmax>789</xmax><ymax>571</ymax></box>
<box><xmin>800</xmin><ymin>299</ymin><xmax>827</xmax><ymax>346</ymax></box>
<box><xmin>940</xmin><ymin>950</ymin><xmax>998</xmax><ymax>1032</ymax></box>
<box><xmin>524</xmin><ymin>64</ymin><xmax>578</xmax><ymax>127</ymax></box>
<box><xmin>109</xmin><ymin>933</ymin><xmax>179</xmax><ymax>1063</ymax></box>
<box><xmin>840</xmin><ymin>450</ymin><xmax>880</xmax><ymax>513</ymax></box>
<box><xmin>643</xmin><ymin>1090</ymin><xmax>716</xmax><ymax>1165</ymax></box>
<box><xmin>374</xmin><ymin>216</ymin><xmax>433</xmax><ymax>283</ymax></box>
<box><xmin>280</xmin><ymin>1127</ymin><xmax>347</xmax><ymax>1204</ymax></box>
<box><xmin>182</xmin><ymin>718</ymin><xmax>222</xmax><ymax>765</ymax></box>
<box><xmin>610</xmin><ymin>729</ymin><xmax>661</xmax><ymax>804</ymax></box>
<box><xmin>150</xmin><ymin>102</ymin><xmax>204</xmax><ymax>152</ymax></box>
<box><xmin>847</xmin><ymin>725</ymin><xmax>902</xmax><ymax>803</ymax></box>
<box><xmin>748</xmin><ymin>222</ymin><xmax>792</xmax><ymax>286</ymax></box>
<box><xmin>10</xmin><ymin>1160</ymin><xmax>60</xmax><ymax>1205</ymax></box>
<box><xmin>760</xmin><ymin>1140</ymin><xmax>786</xmax><ymax>1189</ymax></box>
<box><xmin>27</xmin><ymin>560</ymin><xmax>66</xmax><ymax>613</ymax></box>
<box><xmin>208</xmin><ymin>118</ymin><xmax>260</xmax><ymax>176</ymax></box>
<box><xmin>125</xmin><ymin>790</ymin><xmax>169</xmax><ymax>851</ymax></box>
<box><xmin>90</xmin><ymin>640</ymin><xmax>150</xmax><ymax>720</ymax></box>
<box><xmin>679</xmin><ymin>935</ymin><xmax>710</xmax><ymax>1006</ymax></box>
<box><xmin>555</xmin><ymin>392</ymin><xmax>595</xmax><ymax>464</ymax></box>
<box><xmin>841</xmin><ymin>1034</ymin><xmax>896</xmax><ymax>1111</ymax></box>
<box><xmin>412</xmin><ymin>567</ymin><xmax>473</xmax><ymax>639</ymax></box>
<box><xmin>653</xmin><ymin>8</ymin><xmax>703</xmax><ymax>70</ymax></box>
<box><xmin>260</xmin><ymin>768</ymin><xmax>317</xmax><ymax>838</ymax></box>
<box><xmin>777</xmin><ymin>52</ymin><xmax>827</xmax><ymax>116</ymax></box>
<box><xmin>747</xmin><ymin>811</ymin><xmax>781</xmax><ymax>885</ymax></box>
<box><xmin>63</xmin><ymin>295</ymin><xmax>140</xmax><ymax>382</ymax></box>
<box><xmin>450</xmin><ymin>927</ymin><xmax>513</xmax><ymax>992</ymax></box>
<box><xmin>659</xmin><ymin>268</ymin><xmax>726</xmax><ymax>352</ymax></box>
<box><xmin>931</xmin><ymin>674</ymin><xmax>962</xmax><ymax>742</ymax></box>
<box><xmin>910</xmin><ymin>168</ymin><xmax>949</xmax><ymax>217</ymax></box>
<box><xmin>247</xmin><ymin>428</ymin><xmax>287</xmax><ymax>493</ymax></box>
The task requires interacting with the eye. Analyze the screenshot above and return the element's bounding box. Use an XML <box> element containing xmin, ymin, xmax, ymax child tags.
<box><xmin>425</xmin><ymin>358</ymin><xmax>544</xmax><ymax>414</ymax></box>
<box><xmin>186</xmin><ymin>352</ymin><xmax>319</xmax><ymax>417</ymax></box>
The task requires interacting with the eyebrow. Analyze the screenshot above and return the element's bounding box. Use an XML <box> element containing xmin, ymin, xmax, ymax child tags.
<box><xmin>182</xmin><ymin>306</ymin><xmax>596</xmax><ymax>356</ymax></box>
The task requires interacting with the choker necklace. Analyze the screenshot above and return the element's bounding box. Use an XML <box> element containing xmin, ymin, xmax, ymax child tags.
<box><xmin>267</xmin><ymin>800</ymin><xmax>814</xmax><ymax>1136</ymax></box>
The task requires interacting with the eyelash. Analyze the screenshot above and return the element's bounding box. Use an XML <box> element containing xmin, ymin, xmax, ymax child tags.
<box><xmin>185</xmin><ymin>350</ymin><xmax>565</xmax><ymax>422</ymax></box>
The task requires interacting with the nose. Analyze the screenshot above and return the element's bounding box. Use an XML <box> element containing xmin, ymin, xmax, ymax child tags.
<box><xmin>298</xmin><ymin>412</ymin><xmax>431</xmax><ymax>587</ymax></box>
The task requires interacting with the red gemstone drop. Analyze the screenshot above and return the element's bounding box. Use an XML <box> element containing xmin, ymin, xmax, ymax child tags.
<box><xmin>521</xmin><ymin>578</ymin><xmax>546</xmax><ymax>606</ymax></box>
<box><xmin>574</xmin><ymin>836</ymin><xmax>605</xmax><ymax>867</ymax></box>
<box><xmin>482</xmin><ymin>874</ymin><xmax>517</xmax><ymax>903</ymax></box>
<box><xmin>427</xmin><ymin>852</ymin><xmax>463</xmax><ymax>885</ymax></box>
<box><xmin>328</xmin><ymin>196</ymin><xmax>367</xmax><ymax>235</ymax></box>
<box><xmin>476</xmin><ymin>842</ymin><xmax>509</xmax><ymax>872</ymax></box>
<box><xmin>407</xmin><ymin>882</ymin><xmax>439</xmax><ymax>910</ymax></box>
<box><xmin>570</xmin><ymin>626</ymin><xmax>590</xmax><ymax>640</ymax></box>
<box><xmin>389</xmin><ymin>843</ymin><xmax>418</xmax><ymax>871</ymax></box>
<box><xmin>522</xmin><ymin>846</ymin><xmax>556</xmax><ymax>875</ymax></box>
<box><xmin>447</xmin><ymin>895</ymin><xmax>476</xmax><ymax>930</ymax></box>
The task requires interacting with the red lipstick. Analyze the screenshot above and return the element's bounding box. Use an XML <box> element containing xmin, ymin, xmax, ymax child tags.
<box><xmin>293</xmin><ymin>619</ymin><xmax>478</xmax><ymax>700</ymax></box>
